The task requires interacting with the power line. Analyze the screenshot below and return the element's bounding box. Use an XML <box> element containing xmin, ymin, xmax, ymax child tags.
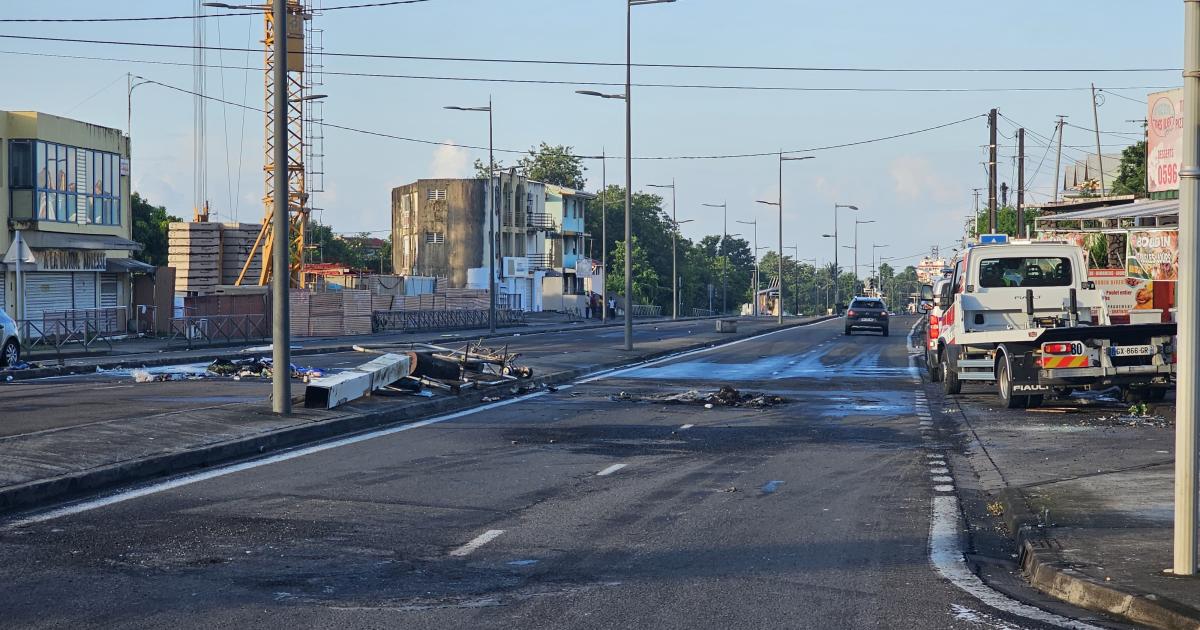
<box><xmin>132</xmin><ymin>74</ymin><xmax>985</xmax><ymax>160</ymax></box>
<box><xmin>1098</xmin><ymin>88</ymin><xmax>1151</xmax><ymax>105</ymax></box>
<box><xmin>0</xmin><ymin>0</ymin><xmax>434</xmax><ymax>22</ymax></box>
<box><xmin>0</xmin><ymin>33</ymin><xmax>1184</xmax><ymax>74</ymax></box>
<box><xmin>0</xmin><ymin>48</ymin><xmax>1173</xmax><ymax>94</ymax></box>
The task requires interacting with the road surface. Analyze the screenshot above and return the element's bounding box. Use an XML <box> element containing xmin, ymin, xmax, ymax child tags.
<box><xmin>0</xmin><ymin>317</ymin><xmax>1120</xmax><ymax>628</ymax></box>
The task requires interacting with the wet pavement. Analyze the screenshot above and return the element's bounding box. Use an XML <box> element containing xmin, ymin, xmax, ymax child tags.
<box><xmin>0</xmin><ymin>316</ymin><xmax>1121</xmax><ymax>629</ymax></box>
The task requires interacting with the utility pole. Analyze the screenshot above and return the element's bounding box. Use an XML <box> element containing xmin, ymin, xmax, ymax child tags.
<box><xmin>988</xmin><ymin>108</ymin><xmax>998</xmax><ymax>234</ymax></box>
<box><xmin>601</xmin><ymin>149</ymin><xmax>607</xmax><ymax>322</ymax></box>
<box><xmin>1174</xmin><ymin>0</ymin><xmax>1200</xmax><ymax>577</ymax></box>
<box><xmin>270</xmin><ymin>0</ymin><xmax>290</xmax><ymax>415</ymax></box>
<box><xmin>1017</xmin><ymin>128</ymin><xmax>1026</xmax><ymax>238</ymax></box>
<box><xmin>1053</xmin><ymin>115</ymin><xmax>1068</xmax><ymax>203</ymax></box>
<box><xmin>1091</xmin><ymin>83</ymin><xmax>1106</xmax><ymax>195</ymax></box>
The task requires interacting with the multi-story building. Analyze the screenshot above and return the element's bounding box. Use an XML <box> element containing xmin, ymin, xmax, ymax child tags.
<box><xmin>1</xmin><ymin>111</ymin><xmax>150</xmax><ymax>327</ymax></box>
<box><xmin>391</xmin><ymin>174</ymin><xmax>600</xmax><ymax>312</ymax></box>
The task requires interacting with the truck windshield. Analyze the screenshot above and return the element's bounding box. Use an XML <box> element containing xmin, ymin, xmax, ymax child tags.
<box><xmin>978</xmin><ymin>257</ymin><xmax>1072</xmax><ymax>288</ymax></box>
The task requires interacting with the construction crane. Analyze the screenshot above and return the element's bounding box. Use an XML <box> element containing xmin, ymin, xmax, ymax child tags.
<box><xmin>237</xmin><ymin>0</ymin><xmax>324</xmax><ymax>287</ymax></box>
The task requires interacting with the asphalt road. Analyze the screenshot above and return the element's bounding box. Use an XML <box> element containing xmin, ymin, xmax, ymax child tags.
<box><xmin>0</xmin><ymin>317</ymin><xmax>1114</xmax><ymax>629</ymax></box>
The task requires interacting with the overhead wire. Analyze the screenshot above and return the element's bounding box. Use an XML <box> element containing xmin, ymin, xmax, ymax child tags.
<box><xmin>129</xmin><ymin>74</ymin><xmax>985</xmax><ymax>160</ymax></box>
<box><xmin>0</xmin><ymin>33</ymin><xmax>1184</xmax><ymax>74</ymax></box>
<box><xmin>0</xmin><ymin>0</ymin><xmax>434</xmax><ymax>22</ymax></box>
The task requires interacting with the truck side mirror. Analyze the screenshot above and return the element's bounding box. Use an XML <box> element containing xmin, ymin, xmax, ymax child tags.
<box><xmin>919</xmin><ymin>284</ymin><xmax>934</xmax><ymax>301</ymax></box>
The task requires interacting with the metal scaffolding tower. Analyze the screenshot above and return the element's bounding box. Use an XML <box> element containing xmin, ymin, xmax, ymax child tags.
<box><xmin>238</xmin><ymin>0</ymin><xmax>319</xmax><ymax>286</ymax></box>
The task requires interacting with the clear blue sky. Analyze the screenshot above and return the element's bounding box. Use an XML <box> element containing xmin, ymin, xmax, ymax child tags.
<box><xmin>0</xmin><ymin>0</ymin><xmax>1180</xmax><ymax>271</ymax></box>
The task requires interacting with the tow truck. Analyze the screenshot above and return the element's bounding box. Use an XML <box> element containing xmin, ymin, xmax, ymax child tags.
<box><xmin>928</xmin><ymin>237</ymin><xmax>1176</xmax><ymax>408</ymax></box>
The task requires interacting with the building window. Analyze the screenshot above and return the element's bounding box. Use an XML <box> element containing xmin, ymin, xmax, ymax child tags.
<box><xmin>12</xmin><ymin>140</ymin><xmax>121</xmax><ymax>225</ymax></box>
<box><xmin>427</xmin><ymin>188</ymin><xmax>447</xmax><ymax>201</ymax></box>
<box><xmin>425</xmin><ymin>231</ymin><xmax>445</xmax><ymax>244</ymax></box>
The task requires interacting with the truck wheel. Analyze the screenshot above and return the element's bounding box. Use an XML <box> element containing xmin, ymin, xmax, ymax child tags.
<box><xmin>941</xmin><ymin>353</ymin><xmax>961</xmax><ymax>395</ymax></box>
<box><xmin>927</xmin><ymin>351</ymin><xmax>942</xmax><ymax>382</ymax></box>
<box><xmin>997</xmin><ymin>360</ymin><xmax>1028</xmax><ymax>409</ymax></box>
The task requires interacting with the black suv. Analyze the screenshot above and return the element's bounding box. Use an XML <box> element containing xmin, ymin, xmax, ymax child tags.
<box><xmin>844</xmin><ymin>297</ymin><xmax>889</xmax><ymax>336</ymax></box>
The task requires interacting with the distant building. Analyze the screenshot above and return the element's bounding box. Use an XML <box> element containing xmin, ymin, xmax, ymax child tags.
<box><xmin>390</xmin><ymin>174</ymin><xmax>600</xmax><ymax>312</ymax></box>
<box><xmin>0</xmin><ymin>111</ymin><xmax>151</xmax><ymax>326</ymax></box>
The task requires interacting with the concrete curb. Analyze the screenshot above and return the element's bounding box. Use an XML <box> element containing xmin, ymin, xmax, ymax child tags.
<box><xmin>996</xmin><ymin>485</ymin><xmax>1200</xmax><ymax>629</ymax></box>
<box><xmin>0</xmin><ymin>315</ymin><xmax>835</xmax><ymax>518</ymax></box>
<box><xmin>6</xmin><ymin>315</ymin><xmax>725</xmax><ymax>382</ymax></box>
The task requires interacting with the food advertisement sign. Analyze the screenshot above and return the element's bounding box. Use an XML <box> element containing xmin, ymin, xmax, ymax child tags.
<box><xmin>1126</xmin><ymin>230</ymin><xmax>1178</xmax><ymax>281</ymax></box>
<box><xmin>1038</xmin><ymin>231</ymin><xmax>1089</xmax><ymax>268</ymax></box>
<box><xmin>1089</xmin><ymin>269</ymin><xmax>1151</xmax><ymax>316</ymax></box>
<box><xmin>1148</xmin><ymin>88</ymin><xmax>1184</xmax><ymax>193</ymax></box>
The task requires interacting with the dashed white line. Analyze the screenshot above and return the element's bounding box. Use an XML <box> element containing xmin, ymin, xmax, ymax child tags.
<box><xmin>929</xmin><ymin>467</ymin><xmax>950</xmax><ymax>474</ymax></box>
<box><xmin>933</xmin><ymin>484</ymin><xmax>956</xmax><ymax>492</ymax></box>
<box><xmin>679</xmin><ymin>424</ymin><xmax>695</xmax><ymax>431</ymax></box>
<box><xmin>450</xmin><ymin>529</ymin><xmax>504</xmax><ymax>557</ymax></box>
<box><xmin>597</xmin><ymin>463</ymin><xmax>627</xmax><ymax>476</ymax></box>
<box><xmin>933</xmin><ymin>476</ymin><xmax>954</xmax><ymax>483</ymax></box>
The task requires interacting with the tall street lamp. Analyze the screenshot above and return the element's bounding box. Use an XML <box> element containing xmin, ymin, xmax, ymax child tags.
<box><xmin>647</xmin><ymin>181</ymin><xmax>681</xmax><ymax>320</ymax></box>
<box><xmin>703</xmin><ymin>202</ymin><xmax>729</xmax><ymax>314</ymax></box>
<box><xmin>670</xmin><ymin>218</ymin><xmax>694</xmax><ymax>314</ymax></box>
<box><xmin>736</xmin><ymin>219</ymin><xmax>758</xmax><ymax>316</ymax></box>
<box><xmin>871</xmin><ymin>243</ymin><xmax>889</xmax><ymax>292</ymax></box>
<box><xmin>852</xmin><ymin>218</ymin><xmax>875</xmax><ymax>294</ymax></box>
<box><xmin>757</xmin><ymin>153</ymin><xmax>814</xmax><ymax>324</ymax></box>
<box><xmin>576</xmin><ymin>0</ymin><xmax>675</xmax><ymax>351</ymax></box>
<box><xmin>832</xmin><ymin>203</ymin><xmax>858</xmax><ymax>312</ymax></box>
<box><xmin>445</xmin><ymin>99</ymin><xmax>496</xmax><ymax>333</ymax></box>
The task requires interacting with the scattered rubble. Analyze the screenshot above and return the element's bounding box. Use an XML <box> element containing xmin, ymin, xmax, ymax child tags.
<box><xmin>611</xmin><ymin>385</ymin><xmax>788</xmax><ymax>408</ymax></box>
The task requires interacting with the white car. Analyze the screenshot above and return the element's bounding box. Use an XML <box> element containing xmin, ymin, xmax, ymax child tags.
<box><xmin>0</xmin><ymin>310</ymin><xmax>19</xmax><ymax>367</ymax></box>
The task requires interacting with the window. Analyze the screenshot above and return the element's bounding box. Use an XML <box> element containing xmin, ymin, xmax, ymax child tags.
<box><xmin>12</xmin><ymin>141</ymin><xmax>122</xmax><ymax>225</ymax></box>
<box><xmin>978</xmin><ymin>257</ymin><xmax>1072</xmax><ymax>288</ymax></box>
<box><xmin>851</xmin><ymin>299</ymin><xmax>884</xmax><ymax>310</ymax></box>
<box><xmin>425</xmin><ymin>231</ymin><xmax>445</xmax><ymax>244</ymax></box>
<box><xmin>427</xmin><ymin>188</ymin><xmax>447</xmax><ymax>201</ymax></box>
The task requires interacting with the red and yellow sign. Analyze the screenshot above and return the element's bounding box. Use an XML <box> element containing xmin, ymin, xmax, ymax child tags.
<box><xmin>1041</xmin><ymin>355</ymin><xmax>1089</xmax><ymax>369</ymax></box>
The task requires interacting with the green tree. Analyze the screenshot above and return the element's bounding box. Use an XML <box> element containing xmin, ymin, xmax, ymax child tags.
<box><xmin>518</xmin><ymin>143</ymin><xmax>586</xmax><ymax>189</ymax></box>
<box><xmin>607</xmin><ymin>237</ymin><xmax>659</xmax><ymax>304</ymax></box>
<box><xmin>975</xmin><ymin>205</ymin><xmax>1039</xmax><ymax>237</ymax></box>
<box><xmin>131</xmin><ymin>192</ymin><xmax>182</xmax><ymax>267</ymax></box>
<box><xmin>306</xmin><ymin>222</ymin><xmax>360</xmax><ymax>267</ymax></box>
<box><xmin>1111</xmin><ymin>140</ymin><xmax>1147</xmax><ymax>197</ymax></box>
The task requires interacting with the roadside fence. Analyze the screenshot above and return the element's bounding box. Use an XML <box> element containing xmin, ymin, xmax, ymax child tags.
<box><xmin>373</xmin><ymin>309</ymin><xmax>526</xmax><ymax>333</ymax></box>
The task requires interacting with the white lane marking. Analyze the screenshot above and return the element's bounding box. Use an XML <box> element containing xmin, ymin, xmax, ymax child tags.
<box><xmin>576</xmin><ymin>316</ymin><xmax>839</xmax><ymax>384</ymax></box>
<box><xmin>931</xmin><ymin>497</ymin><xmax>1101</xmax><ymax>629</ymax></box>
<box><xmin>933</xmin><ymin>476</ymin><xmax>954</xmax><ymax>483</ymax></box>
<box><xmin>679</xmin><ymin>424</ymin><xmax>695</xmax><ymax>430</ymax></box>
<box><xmin>7</xmin><ymin>319</ymin><xmax>841</xmax><ymax>527</ymax></box>
<box><xmin>5</xmin><ymin>390</ymin><xmax>553</xmax><ymax>528</ymax></box>
<box><xmin>450</xmin><ymin>529</ymin><xmax>504</xmax><ymax>557</ymax></box>
<box><xmin>934</xmin><ymin>484</ymin><xmax>956</xmax><ymax>492</ymax></box>
<box><xmin>597</xmin><ymin>463</ymin><xmax>627</xmax><ymax>477</ymax></box>
<box><xmin>930</xmin><ymin>467</ymin><xmax>950</xmax><ymax>474</ymax></box>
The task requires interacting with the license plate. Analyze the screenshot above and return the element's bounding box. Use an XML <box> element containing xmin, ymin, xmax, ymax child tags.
<box><xmin>1110</xmin><ymin>345</ymin><xmax>1155</xmax><ymax>357</ymax></box>
<box><xmin>859</xmin><ymin>317</ymin><xmax>875</xmax><ymax>322</ymax></box>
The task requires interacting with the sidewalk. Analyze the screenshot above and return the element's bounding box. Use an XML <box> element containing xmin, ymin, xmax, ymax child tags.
<box><xmin>933</xmin><ymin>381</ymin><xmax>1200</xmax><ymax>629</ymax></box>
<box><xmin>0</xmin><ymin>315</ymin><xmax>826</xmax><ymax>517</ymax></box>
<box><xmin>9</xmin><ymin>312</ymin><xmax>698</xmax><ymax>381</ymax></box>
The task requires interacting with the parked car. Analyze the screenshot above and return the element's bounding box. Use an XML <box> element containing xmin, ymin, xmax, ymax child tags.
<box><xmin>844</xmin><ymin>297</ymin><xmax>889</xmax><ymax>336</ymax></box>
<box><xmin>0</xmin><ymin>310</ymin><xmax>19</xmax><ymax>367</ymax></box>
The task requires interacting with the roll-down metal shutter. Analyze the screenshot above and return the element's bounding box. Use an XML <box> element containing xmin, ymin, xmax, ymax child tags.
<box><xmin>24</xmin><ymin>273</ymin><xmax>74</xmax><ymax>324</ymax></box>
<box><xmin>100</xmin><ymin>273</ymin><xmax>118</xmax><ymax>308</ymax></box>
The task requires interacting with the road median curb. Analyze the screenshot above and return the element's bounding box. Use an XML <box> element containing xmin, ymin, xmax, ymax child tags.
<box><xmin>0</xmin><ymin>316</ymin><xmax>834</xmax><ymax>518</ymax></box>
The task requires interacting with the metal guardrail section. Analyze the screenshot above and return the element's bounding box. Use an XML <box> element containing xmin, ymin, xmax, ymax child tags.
<box><xmin>372</xmin><ymin>309</ymin><xmax>526</xmax><ymax>333</ymax></box>
<box><xmin>18</xmin><ymin>318</ymin><xmax>114</xmax><ymax>364</ymax></box>
<box><xmin>690</xmin><ymin>308</ymin><xmax>716</xmax><ymax>317</ymax></box>
<box><xmin>527</xmin><ymin>213</ymin><xmax>557</xmax><ymax>231</ymax></box>
<box><xmin>167</xmin><ymin>314</ymin><xmax>269</xmax><ymax>349</ymax></box>
<box><xmin>631</xmin><ymin>305</ymin><xmax>663</xmax><ymax>318</ymax></box>
<box><xmin>42</xmin><ymin>307</ymin><xmax>128</xmax><ymax>336</ymax></box>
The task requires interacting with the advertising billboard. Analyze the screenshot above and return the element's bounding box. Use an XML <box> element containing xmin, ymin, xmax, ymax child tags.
<box><xmin>1148</xmin><ymin>88</ymin><xmax>1183</xmax><ymax>193</ymax></box>
<box><xmin>1126</xmin><ymin>230</ymin><xmax>1178</xmax><ymax>281</ymax></box>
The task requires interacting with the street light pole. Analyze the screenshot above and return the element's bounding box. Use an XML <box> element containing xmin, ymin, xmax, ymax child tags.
<box><xmin>703</xmin><ymin>201</ymin><xmax>728</xmax><ymax>314</ymax></box>
<box><xmin>270</xmin><ymin>0</ymin><xmax>290</xmax><ymax>414</ymax></box>
<box><xmin>602</xmin><ymin>150</ymin><xmax>607</xmax><ymax>322</ymax></box>
<box><xmin>758</xmin><ymin>154</ymin><xmax>813</xmax><ymax>322</ymax></box>
<box><xmin>444</xmin><ymin>99</ymin><xmax>496</xmax><ymax>333</ymax></box>
<box><xmin>832</xmin><ymin>204</ymin><xmax>858</xmax><ymax>312</ymax></box>
<box><xmin>1176</xmin><ymin>0</ymin><xmax>1200</xmax><ymax>576</ymax></box>
<box><xmin>648</xmin><ymin>181</ymin><xmax>679</xmax><ymax>319</ymax></box>
<box><xmin>736</xmin><ymin>219</ymin><xmax>758</xmax><ymax>316</ymax></box>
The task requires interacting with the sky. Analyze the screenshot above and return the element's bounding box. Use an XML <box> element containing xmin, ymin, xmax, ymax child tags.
<box><xmin>0</xmin><ymin>0</ymin><xmax>1181</xmax><ymax>274</ymax></box>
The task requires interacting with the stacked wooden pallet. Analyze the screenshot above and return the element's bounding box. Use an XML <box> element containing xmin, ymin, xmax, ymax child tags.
<box><xmin>168</xmin><ymin>222</ymin><xmax>221</xmax><ymax>293</ymax></box>
<box><xmin>442</xmin><ymin>287</ymin><xmax>489</xmax><ymax>310</ymax></box>
<box><xmin>342</xmin><ymin>289</ymin><xmax>373</xmax><ymax>335</ymax></box>
<box><xmin>219</xmin><ymin>222</ymin><xmax>263</xmax><ymax>285</ymax></box>
<box><xmin>371</xmin><ymin>294</ymin><xmax>395</xmax><ymax>312</ymax></box>
<box><xmin>289</xmin><ymin>289</ymin><xmax>311</xmax><ymax>338</ymax></box>
<box><xmin>308</xmin><ymin>292</ymin><xmax>343</xmax><ymax>337</ymax></box>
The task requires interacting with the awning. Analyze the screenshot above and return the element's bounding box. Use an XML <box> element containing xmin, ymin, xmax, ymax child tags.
<box><xmin>106</xmin><ymin>257</ymin><xmax>157</xmax><ymax>273</ymax></box>
<box><xmin>1035</xmin><ymin>199</ymin><xmax>1180</xmax><ymax>231</ymax></box>
<box><xmin>17</xmin><ymin>231</ymin><xmax>143</xmax><ymax>251</ymax></box>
